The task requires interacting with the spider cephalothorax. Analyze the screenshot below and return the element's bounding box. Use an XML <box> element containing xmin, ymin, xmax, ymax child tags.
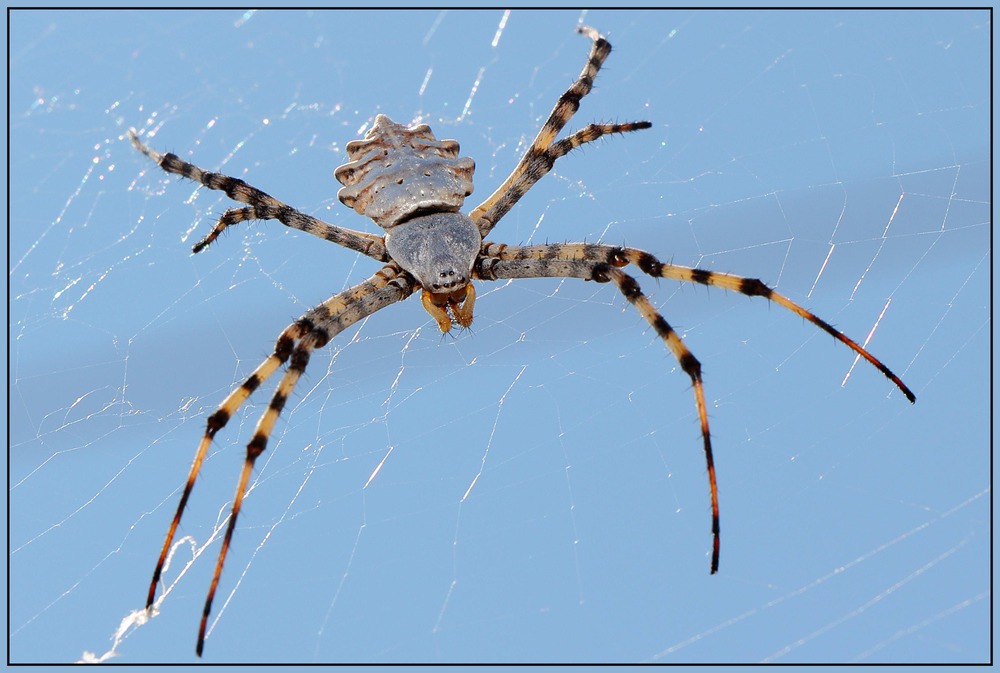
<box><xmin>129</xmin><ymin>25</ymin><xmax>914</xmax><ymax>657</ymax></box>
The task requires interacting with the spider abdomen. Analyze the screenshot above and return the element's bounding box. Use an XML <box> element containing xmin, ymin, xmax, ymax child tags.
<box><xmin>335</xmin><ymin>114</ymin><xmax>475</xmax><ymax>229</ymax></box>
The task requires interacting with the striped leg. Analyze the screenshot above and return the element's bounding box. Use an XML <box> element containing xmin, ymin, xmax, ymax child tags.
<box><xmin>145</xmin><ymin>323</ymin><xmax>300</xmax><ymax>610</ymax></box>
<box><xmin>128</xmin><ymin>129</ymin><xmax>388</xmax><ymax>261</ymax></box>
<box><xmin>481</xmin><ymin>242</ymin><xmax>916</xmax><ymax>403</ymax></box>
<box><xmin>469</xmin><ymin>26</ymin><xmax>651</xmax><ymax>237</ymax></box>
<box><xmin>477</xmin><ymin>240</ymin><xmax>918</xmax><ymax>572</ymax></box>
<box><xmin>476</xmin><ymin>254</ymin><xmax>720</xmax><ymax>574</ymax></box>
<box><xmin>193</xmin><ymin>262</ymin><xmax>414</xmax><ymax>656</ymax></box>
<box><xmin>143</xmin><ymin>264</ymin><xmax>414</xmax><ymax>656</ymax></box>
<box><xmin>472</xmin><ymin>121</ymin><xmax>651</xmax><ymax>238</ymax></box>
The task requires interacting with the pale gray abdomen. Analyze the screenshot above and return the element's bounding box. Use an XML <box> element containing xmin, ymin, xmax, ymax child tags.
<box><xmin>334</xmin><ymin>114</ymin><xmax>475</xmax><ymax>229</ymax></box>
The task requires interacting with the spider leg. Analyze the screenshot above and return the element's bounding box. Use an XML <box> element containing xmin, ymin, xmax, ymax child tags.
<box><xmin>469</xmin><ymin>26</ymin><xmax>650</xmax><ymax>236</ymax></box>
<box><xmin>142</xmin><ymin>262</ymin><xmax>413</xmax><ymax>655</ymax></box>
<box><xmin>472</xmin><ymin>122</ymin><xmax>651</xmax><ymax>238</ymax></box>
<box><xmin>194</xmin><ymin>262</ymin><xmax>414</xmax><ymax>656</ymax></box>
<box><xmin>128</xmin><ymin>129</ymin><xmax>388</xmax><ymax>261</ymax></box>
<box><xmin>145</xmin><ymin>322</ymin><xmax>300</xmax><ymax>610</ymax></box>
<box><xmin>477</xmin><ymin>254</ymin><xmax>720</xmax><ymax>573</ymax></box>
<box><xmin>482</xmin><ymin>242</ymin><xmax>916</xmax><ymax>402</ymax></box>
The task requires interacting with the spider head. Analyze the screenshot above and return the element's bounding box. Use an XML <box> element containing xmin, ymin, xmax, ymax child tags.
<box><xmin>335</xmin><ymin>115</ymin><xmax>475</xmax><ymax>229</ymax></box>
<box><xmin>384</xmin><ymin>212</ymin><xmax>482</xmax><ymax>294</ymax></box>
<box><xmin>385</xmin><ymin>211</ymin><xmax>482</xmax><ymax>333</ymax></box>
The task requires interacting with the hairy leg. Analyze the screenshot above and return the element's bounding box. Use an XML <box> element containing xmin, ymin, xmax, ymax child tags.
<box><xmin>128</xmin><ymin>129</ymin><xmax>388</xmax><ymax>261</ymax></box>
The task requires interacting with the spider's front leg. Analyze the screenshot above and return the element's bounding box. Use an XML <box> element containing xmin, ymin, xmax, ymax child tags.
<box><xmin>188</xmin><ymin>263</ymin><xmax>415</xmax><ymax>656</ymax></box>
<box><xmin>486</xmin><ymin>242</ymin><xmax>916</xmax><ymax>402</ymax></box>
<box><xmin>477</xmin><ymin>251</ymin><xmax>721</xmax><ymax>573</ymax></box>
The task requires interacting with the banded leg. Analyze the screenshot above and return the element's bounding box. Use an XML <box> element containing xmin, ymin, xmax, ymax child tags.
<box><xmin>477</xmin><ymin>255</ymin><xmax>720</xmax><ymax>573</ymax></box>
<box><xmin>128</xmin><ymin>129</ymin><xmax>388</xmax><ymax>261</ymax></box>
<box><xmin>145</xmin><ymin>321</ymin><xmax>301</xmax><ymax>610</ymax></box>
<box><xmin>143</xmin><ymin>263</ymin><xmax>413</xmax><ymax>655</ymax></box>
<box><xmin>470</xmin><ymin>26</ymin><xmax>650</xmax><ymax>236</ymax></box>
<box><xmin>194</xmin><ymin>263</ymin><xmax>414</xmax><ymax>656</ymax></box>
<box><xmin>473</xmin><ymin>121</ymin><xmax>651</xmax><ymax>238</ymax></box>
<box><xmin>481</xmin><ymin>242</ymin><xmax>916</xmax><ymax>403</ymax></box>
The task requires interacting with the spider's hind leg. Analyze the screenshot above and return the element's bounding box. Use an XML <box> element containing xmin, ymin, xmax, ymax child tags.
<box><xmin>469</xmin><ymin>26</ymin><xmax>652</xmax><ymax>237</ymax></box>
<box><xmin>127</xmin><ymin>129</ymin><xmax>388</xmax><ymax>260</ymax></box>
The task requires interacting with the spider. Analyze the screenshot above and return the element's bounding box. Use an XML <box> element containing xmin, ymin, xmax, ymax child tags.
<box><xmin>129</xmin><ymin>25</ymin><xmax>915</xmax><ymax>656</ymax></box>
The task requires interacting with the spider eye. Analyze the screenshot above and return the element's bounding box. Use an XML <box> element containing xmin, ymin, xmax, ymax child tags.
<box><xmin>431</xmin><ymin>268</ymin><xmax>466</xmax><ymax>289</ymax></box>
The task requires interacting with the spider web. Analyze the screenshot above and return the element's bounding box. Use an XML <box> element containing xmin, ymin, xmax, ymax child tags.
<box><xmin>9</xmin><ymin>8</ymin><xmax>991</xmax><ymax>664</ymax></box>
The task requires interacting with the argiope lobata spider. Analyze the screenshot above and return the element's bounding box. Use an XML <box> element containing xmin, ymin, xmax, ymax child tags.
<box><xmin>129</xmin><ymin>25</ymin><xmax>915</xmax><ymax>656</ymax></box>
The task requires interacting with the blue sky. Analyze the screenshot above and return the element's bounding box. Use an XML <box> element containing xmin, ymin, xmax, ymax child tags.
<box><xmin>9</xmin><ymin>8</ymin><xmax>990</xmax><ymax>664</ymax></box>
